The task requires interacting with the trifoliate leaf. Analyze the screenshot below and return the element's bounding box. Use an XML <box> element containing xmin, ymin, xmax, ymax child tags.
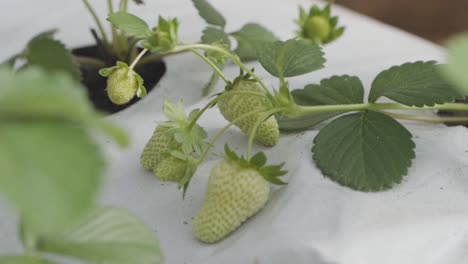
<box><xmin>313</xmin><ymin>111</ymin><xmax>415</xmax><ymax>191</ymax></box>
<box><xmin>0</xmin><ymin>256</ymin><xmax>56</xmax><ymax>264</ymax></box>
<box><xmin>108</xmin><ymin>12</ymin><xmax>152</xmax><ymax>39</ymax></box>
<box><xmin>257</xmin><ymin>39</ymin><xmax>325</xmax><ymax>78</ymax></box>
<box><xmin>37</xmin><ymin>207</ymin><xmax>163</xmax><ymax>264</ymax></box>
<box><xmin>192</xmin><ymin>0</ymin><xmax>226</xmax><ymax>28</ymax></box>
<box><xmin>440</xmin><ymin>34</ymin><xmax>468</xmax><ymax>95</ymax></box>
<box><xmin>231</xmin><ymin>23</ymin><xmax>279</xmax><ymax>61</ymax></box>
<box><xmin>278</xmin><ymin>75</ymin><xmax>364</xmax><ymax>132</ymax></box>
<box><xmin>368</xmin><ymin>61</ymin><xmax>462</xmax><ymax>106</ymax></box>
<box><xmin>26</xmin><ymin>36</ymin><xmax>81</xmax><ymax>81</ymax></box>
<box><xmin>0</xmin><ymin>120</ymin><xmax>104</xmax><ymax>234</ymax></box>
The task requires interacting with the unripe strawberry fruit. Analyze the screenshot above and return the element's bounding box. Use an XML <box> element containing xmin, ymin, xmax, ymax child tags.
<box><xmin>140</xmin><ymin>125</ymin><xmax>186</xmax><ymax>182</ymax></box>
<box><xmin>153</xmin><ymin>155</ymin><xmax>187</xmax><ymax>182</ymax></box>
<box><xmin>106</xmin><ymin>68</ymin><xmax>138</xmax><ymax>105</ymax></box>
<box><xmin>304</xmin><ymin>16</ymin><xmax>331</xmax><ymax>42</ymax></box>
<box><xmin>140</xmin><ymin>126</ymin><xmax>175</xmax><ymax>170</ymax></box>
<box><xmin>193</xmin><ymin>160</ymin><xmax>270</xmax><ymax>243</ymax></box>
<box><xmin>218</xmin><ymin>79</ymin><xmax>279</xmax><ymax>146</ymax></box>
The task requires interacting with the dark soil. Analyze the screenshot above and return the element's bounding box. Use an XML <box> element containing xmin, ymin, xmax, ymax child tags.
<box><xmin>72</xmin><ymin>46</ymin><xmax>166</xmax><ymax>114</ymax></box>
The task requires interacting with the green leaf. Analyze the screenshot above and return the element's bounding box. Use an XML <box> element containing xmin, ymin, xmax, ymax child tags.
<box><xmin>257</xmin><ymin>39</ymin><xmax>325</xmax><ymax>78</ymax></box>
<box><xmin>132</xmin><ymin>0</ymin><xmax>144</xmax><ymax>4</ymax></box>
<box><xmin>38</xmin><ymin>207</ymin><xmax>163</xmax><ymax>264</ymax></box>
<box><xmin>278</xmin><ymin>75</ymin><xmax>364</xmax><ymax>132</ymax></box>
<box><xmin>368</xmin><ymin>61</ymin><xmax>461</xmax><ymax>106</ymax></box>
<box><xmin>231</xmin><ymin>23</ymin><xmax>279</xmax><ymax>61</ymax></box>
<box><xmin>0</xmin><ymin>68</ymin><xmax>127</xmax><ymax>144</ymax></box>
<box><xmin>0</xmin><ymin>120</ymin><xmax>104</xmax><ymax>234</ymax></box>
<box><xmin>26</xmin><ymin>36</ymin><xmax>81</xmax><ymax>81</ymax></box>
<box><xmin>440</xmin><ymin>34</ymin><xmax>468</xmax><ymax>95</ymax></box>
<box><xmin>0</xmin><ymin>256</ymin><xmax>56</xmax><ymax>264</ymax></box>
<box><xmin>107</xmin><ymin>12</ymin><xmax>152</xmax><ymax>38</ymax></box>
<box><xmin>313</xmin><ymin>111</ymin><xmax>415</xmax><ymax>191</ymax></box>
<box><xmin>201</xmin><ymin>27</ymin><xmax>230</xmax><ymax>47</ymax></box>
<box><xmin>192</xmin><ymin>0</ymin><xmax>226</xmax><ymax>28</ymax></box>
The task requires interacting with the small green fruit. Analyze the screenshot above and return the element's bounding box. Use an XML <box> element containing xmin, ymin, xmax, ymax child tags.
<box><xmin>193</xmin><ymin>160</ymin><xmax>270</xmax><ymax>243</ymax></box>
<box><xmin>218</xmin><ymin>79</ymin><xmax>279</xmax><ymax>146</ymax></box>
<box><xmin>106</xmin><ymin>68</ymin><xmax>138</xmax><ymax>105</ymax></box>
<box><xmin>140</xmin><ymin>125</ymin><xmax>179</xmax><ymax>170</ymax></box>
<box><xmin>153</xmin><ymin>155</ymin><xmax>187</xmax><ymax>182</ymax></box>
<box><xmin>304</xmin><ymin>16</ymin><xmax>331</xmax><ymax>42</ymax></box>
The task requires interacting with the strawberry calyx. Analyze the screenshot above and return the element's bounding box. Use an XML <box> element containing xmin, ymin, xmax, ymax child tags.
<box><xmin>224</xmin><ymin>69</ymin><xmax>257</xmax><ymax>92</ymax></box>
<box><xmin>223</xmin><ymin>145</ymin><xmax>287</xmax><ymax>185</ymax></box>
<box><xmin>160</xmin><ymin>99</ymin><xmax>209</xmax><ymax>155</ymax></box>
<box><xmin>296</xmin><ymin>4</ymin><xmax>345</xmax><ymax>45</ymax></box>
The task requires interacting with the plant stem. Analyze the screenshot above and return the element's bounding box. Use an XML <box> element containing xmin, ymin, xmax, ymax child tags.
<box><xmin>246</xmin><ymin>108</ymin><xmax>285</xmax><ymax>160</ymax></box>
<box><xmin>120</xmin><ymin>0</ymin><xmax>129</xmax><ymax>11</ymax></box>
<box><xmin>75</xmin><ymin>56</ymin><xmax>106</xmax><ymax>68</ymax></box>
<box><xmin>129</xmin><ymin>48</ymin><xmax>148</xmax><ymax>70</ymax></box>
<box><xmin>197</xmin><ymin>109</ymin><xmax>267</xmax><ymax>164</ymax></box>
<box><xmin>293</xmin><ymin>102</ymin><xmax>468</xmax><ymax>116</ymax></box>
<box><xmin>382</xmin><ymin>111</ymin><xmax>468</xmax><ymax>123</ymax></box>
<box><xmin>187</xmin><ymin>91</ymin><xmax>267</xmax><ymax>130</ymax></box>
<box><xmin>82</xmin><ymin>0</ymin><xmax>110</xmax><ymax>46</ymax></box>
<box><xmin>187</xmin><ymin>47</ymin><xmax>229</xmax><ymax>84</ymax></box>
<box><xmin>176</xmin><ymin>44</ymin><xmax>274</xmax><ymax>97</ymax></box>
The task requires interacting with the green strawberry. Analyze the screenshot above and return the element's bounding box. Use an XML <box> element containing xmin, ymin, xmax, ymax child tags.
<box><xmin>153</xmin><ymin>155</ymin><xmax>187</xmax><ymax>182</ymax></box>
<box><xmin>193</xmin><ymin>146</ymin><xmax>287</xmax><ymax>243</ymax></box>
<box><xmin>99</xmin><ymin>62</ymin><xmax>146</xmax><ymax>105</ymax></box>
<box><xmin>106</xmin><ymin>68</ymin><xmax>138</xmax><ymax>105</ymax></box>
<box><xmin>297</xmin><ymin>4</ymin><xmax>345</xmax><ymax>44</ymax></box>
<box><xmin>218</xmin><ymin>76</ymin><xmax>279</xmax><ymax>146</ymax></box>
<box><xmin>140</xmin><ymin>125</ymin><xmax>178</xmax><ymax>171</ymax></box>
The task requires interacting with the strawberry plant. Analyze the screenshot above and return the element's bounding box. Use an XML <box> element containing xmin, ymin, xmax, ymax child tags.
<box><xmin>129</xmin><ymin>24</ymin><xmax>468</xmax><ymax>242</ymax></box>
<box><xmin>0</xmin><ymin>67</ymin><xmax>162</xmax><ymax>264</ymax></box>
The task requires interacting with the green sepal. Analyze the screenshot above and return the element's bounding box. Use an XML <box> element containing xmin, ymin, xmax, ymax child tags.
<box><xmin>143</xmin><ymin>17</ymin><xmax>179</xmax><ymax>53</ymax></box>
<box><xmin>161</xmin><ymin>100</ymin><xmax>209</xmax><ymax>155</ymax></box>
<box><xmin>296</xmin><ymin>4</ymin><xmax>345</xmax><ymax>45</ymax></box>
<box><xmin>224</xmin><ymin>145</ymin><xmax>287</xmax><ymax>185</ymax></box>
<box><xmin>98</xmin><ymin>61</ymin><xmax>128</xmax><ymax>77</ymax></box>
<box><xmin>135</xmin><ymin>72</ymin><xmax>147</xmax><ymax>98</ymax></box>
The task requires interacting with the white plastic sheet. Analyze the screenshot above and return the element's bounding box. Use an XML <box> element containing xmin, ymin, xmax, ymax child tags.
<box><xmin>1</xmin><ymin>1</ymin><xmax>467</xmax><ymax>263</ymax></box>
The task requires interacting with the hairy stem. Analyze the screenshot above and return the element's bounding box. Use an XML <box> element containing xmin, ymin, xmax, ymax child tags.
<box><xmin>382</xmin><ymin>111</ymin><xmax>468</xmax><ymax>123</ymax></box>
<box><xmin>197</xmin><ymin>109</ymin><xmax>267</xmax><ymax>164</ymax></box>
<box><xmin>129</xmin><ymin>48</ymin><xmax>148</xmax><ymax>70</ymax></box>
<box><xmin>75</xmin><ymin>56</ymin><xmax>106</xmax><ymax>68</ymax></box>
<box><xmin>82</xmin><ymin>0</ymin><xmax>109</xmax><ymax>46</ymax></box>
<box><xmin>176</xmin><ymin>44</ymin><xmax>274</xmax><ymax>97</ymax></box>
<box><xmin>187</xmin><ymin>91</ymin><xmax>267</xmax><ymax>130</ymax></box>
<box><xmin>246</xmin><ymin>108</ymin><xmax>286</xmax><ymax>160</ymax></box>
<box><xmin>119</xmin><ymin>0</ymin><xmax>129</xmax><ymax>11</ymax></box>
<box><xmin>293</xmin><ymin>102</ymin><xmax>468</xmax><ymax>116</ymax></box>
<box><xmin>188</xmin><ymin>47</ymin><xmax>229</xmax><ymax>84</ymax></box>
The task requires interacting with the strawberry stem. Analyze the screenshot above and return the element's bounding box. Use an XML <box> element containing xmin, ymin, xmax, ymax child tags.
<box><xmin>187</xmin><ymin>91</ymin><xmax>267</xmax><ymax>130</ymax></box>
<box><xmin>380</xmin><ymin>111</ymin><xmax>468</xmax><ymax>123</ymax></box>
<box><xmin>187</xmin><ymin>47</ymin><xmax>229</xmax><ymax>84</ymax></box>
<box><xmin>176</xmin><ymin>44</ymin><xmax>274</xmax><ymax>98</ymax></box>
<box><xmin>129</xmin><ymin>48</ymin><xmax>148</xmax><ymax>70</ymax></box>
<box><xmin>246</xmin><ymin>108</ymin><xmax>286</xmax><ymax>160</ymax></box>
<box><xmin>82</xmin><ymin>0</ymin><xmax>110</xmax><ymax>47</ymax></box>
